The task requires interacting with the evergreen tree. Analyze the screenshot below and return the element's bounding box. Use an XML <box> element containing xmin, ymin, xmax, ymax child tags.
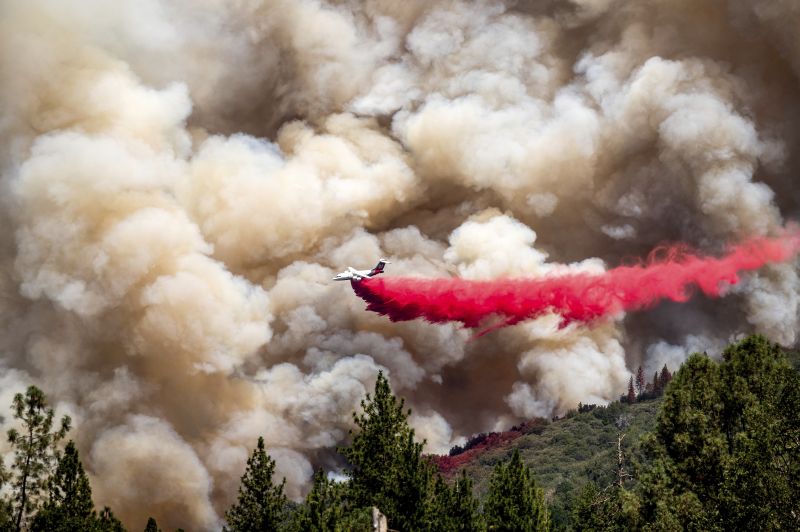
<box><xmin>288</xmin><ymin>468</ymin><xmax>374</xmax><ymax>532</ymax></box>
<box><xmin>626</xmin><ymin>377</ymin><xmax>636</xmax><ymax>404</ymax></box>
<box><xmin>433</xmin><ymin>469</ymin><xmax>485</xmax><ymax>532</ymax></box>
<box><xmin>429</xmin><ymin>475</ymin><xmax>458</xmax><ymax>532</ymax></box>
<box><xmin>340</xmin><ymin>371</ymin><xmax>434</xmax><ymax>531</ymax></box>
<box><xmin>659</xmin><ymin>365</ymin><xmax>672</xmax><ymax>391</ymax></box>
<box><xmin>7</xmin><ymin>385</ymin><xmax>71</xmax><ymax>531</ymax></box>
<box><xmin>291</xmin><ymin>469</ymin><xmax>338</xmax><ymax>531</ymax></box>
<box><xmin>224</xmin><ymin>437</ymin><xmax>287</xmax><ymax>532</ymax></box>
<box><xmin>483</xmin><ymin>449</ymin><xmax>549</xmax><ymax>531</ymax></box>
<box><xmin>143</xmin><ymin>517</ymin><xmax>160</xmax><ymax>532</ymax></box>
<box><xmin>571</xmin><ymin>483</ymin><xmax>640</xmax><ymax>531</ymax></box>
<box><xmin>638</xmin><ymin>335</ymin><xmax>800</xmax><ymax>530</ymax></box>
<box><xmin>0</xmin><ymin>466</ymin><xmax>11</xmax><ymax>530</ymax></box>
<box><xmin>635</xmin><ymin>366</ymin><xmax>646</xmax><ymax>397</ymax></box>
<box><xmin>30</xmin><ymin>441</ymin><xmax>97</xmax><ymax>532</ymax></box>
<box><xmin>638</xmin><ymin>353</ymin><xmax>725</xmax><ymax>530</ymax></box>
<box><xmin>97</xmin><ymin>507</ymin><xmax>125</xmax><ymax>532</ymax></box>
<box><xmin>571</xmin><ymin>483</ymin><xmax>603</xmax><ymax>531</ymax></box>
<box><xmin>652</xmin><ymin>371</ymin><xmax>661</xmax><ymax>395</ymax></box>
<box><xmin>716</xmin><ymin>335</ymin><xmax>800</xmax><ymax>529</ymax></box>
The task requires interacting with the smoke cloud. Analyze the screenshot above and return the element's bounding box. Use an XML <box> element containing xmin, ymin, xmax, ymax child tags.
<box><xmin>1</xmin><ymin>0</ymin><xmax>799</xmax><ymax>528</ymax></box>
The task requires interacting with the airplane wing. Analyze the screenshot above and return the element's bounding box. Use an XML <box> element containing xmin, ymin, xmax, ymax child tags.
<box><xmin>333</xmin><ymin>270</ymin><xmax>364</xmax><ymax>281</ymax></box>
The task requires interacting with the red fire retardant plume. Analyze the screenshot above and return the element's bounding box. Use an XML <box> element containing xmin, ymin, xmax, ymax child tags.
<box><xmin>351</xmin><ymin>232</ymin><xmax>800</xmax><ymax>332</ymax></box>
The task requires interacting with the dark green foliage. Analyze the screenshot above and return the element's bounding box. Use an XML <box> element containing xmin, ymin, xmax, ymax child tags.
<box><xmin>0</xmin><ymin>501</ymin><xmax>12</xmax><ymax>532</ymax></box>
<box><xmin>31</xmin><ymin>441</ymin><xmax>96</xmax><ymax>532</ymax></box>
<box><xmin>0</xmin><ymin>335</ymin><xmax>790</xmax><ymax>532</ymax></box>
<box><xmin>658</xmin><ymin>365</ymin><xmax>672</xmax><ymax>391</ymax></box>
<box><xmin>635</xmin><ymin>366</ymin><xmax>646</xmax><ymax>396</ymax></box>
<box><xmin>97</xmin><ymin>507</ymin><xmax>126</xmax><ymax>532</ymax></box>
<box><xmin>327</xmin><ymin>507</ymin><xmax>373</xmax><ymax>532</ymax></box>
<box><xmin>143</xmin><ymin>517</ymin><xmax>160</xmax><ymax>532</ymax></box>
<box><xmin>291</xmin><ymin>469</ymin><xmax>339</xmax><ymax>531</ymax></box>
<box><xmin>483</xmin><ymin>450</ymin><xmax>549</xmax><ymax>531</ymax></box>
<box><xmin>340</xmin><ymin>371</ymin><xmax>435</xmax><ymax>531</ymax></box>
<box><xmin>638</xmin><ymin>335</ymin><xmax>800</xmax><ymax>530</ymax></box>
<box><xmin>289</xmin><ymin>469</ymin><xmax>371</xmax><ymax>531</ymax></box>
<box><xmin>224</xmin><ymin>437</ymin><xmax>287</xmax><ymax>532</ymax></box>
<box><xmin>26</xmin><ymin>440</ymin><xmax>126</xmax><ymax>532</ymax></box>
<box><xmin>571</xmin><ymin>483</ymin><xmax>605</xmax><ymax>531</ymax></box>
<box><xmin>297</xmin><ymin>372</ymin><xmax>485</xmax><ymax>531</ymax></box>
<box><xmin>431</xmin><ymin>470</ymin><xmax>483</xmax><ymax>532</ymax></box>
<box><xmin>450</xmin><ymin>469</ymin><xmax>483</xmax><ymax>531</ymax></box>
<box><xmin>7</xmin><ymin>385</ymin><xmax>71</xmax><ymax>531</ymax></box>
<box><xmin>461</xmin><ymin>399</ymin><xmax>661</xmax><ymax>530</ymax></box>
<box><xmin>571</xmin><ymin>483</ymin><xmax>640</xmax><ymax>531</ymax></box>
<box><xmin>716</xmin><ymin>336</ymin><xmax>800</xmax><ymax>529</ymax></box>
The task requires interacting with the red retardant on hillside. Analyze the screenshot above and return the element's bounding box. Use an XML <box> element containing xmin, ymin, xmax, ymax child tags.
<box><xmin>428</xmin><ymin>420</ymin><xmax>547</xmax><ymax>476</ymax></box>
<box><xmin>352</xmin><ymin>231</ymin><xmax>800</xmax><ymax>332</ymax></box>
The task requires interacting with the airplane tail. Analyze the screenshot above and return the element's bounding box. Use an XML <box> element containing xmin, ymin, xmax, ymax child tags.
<box><xmin>372</xmin><ymin>258</ymin><xmax>391</xmax><ymax>274</ymax></box>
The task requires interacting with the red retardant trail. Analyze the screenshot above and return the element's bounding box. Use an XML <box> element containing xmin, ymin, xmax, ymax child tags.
<box><xmin>352</xmin><ymin>232</ymin><xmax>800</xmax><ymax>332</ymax></box>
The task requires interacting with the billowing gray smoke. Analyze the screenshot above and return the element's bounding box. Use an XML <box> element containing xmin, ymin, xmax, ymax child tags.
<box><xmin>1</xmin><ymin>0</ymin><xmax>799</xmax><ymax>528</ymax></box>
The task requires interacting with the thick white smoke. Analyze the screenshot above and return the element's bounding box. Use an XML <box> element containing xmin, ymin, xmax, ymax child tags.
<box><xmin>2</xmin><ymin>0</ymin><xmax>799</xmax><ymax>528</ymax></box>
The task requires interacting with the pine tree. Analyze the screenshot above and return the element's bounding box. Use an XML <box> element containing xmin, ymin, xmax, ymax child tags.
<box><xmin>143</xmin><ymin>517</ymin><xmax>160</xmax><ymax>532</ymax></box>
<box><xmin>30</xmin><ymin>441</ymin><xmax>97</xmax><ymax>532</ymax></box>
<box><xmin>635</xmin><ymin>366</ymin><xmax>646</xmax><ymax>397</ymax></box>
<box><xmin>224</xmin><ymin>437</ymin><xmax>287</xmax><ymax>532</ymax></box>
<box><xmin>444</xmin><ymin>469</ymin><xmax>482</xmax><ymax>532</ymax></box>
<box><xmin>626</xmin><ymin>377</ymin><xmax>636</xmax><ymax>404</ymax></box>
<box><xmin>97</xmin><ymin>507</ymin><xmax>125</xmax><ymax>532</ymax></box>
<box><xmin>652</xmin><ymin>371</ymin><xmax>661</xmax><ymax>395</ymax></box>
<box><xmin>0</xmin><ymin>460</ymin><xmax>11</xmax><ymax>529</ymax></box>
<box><xmin>716</xmin><ymin>335</ymin><xmax>800</xmax><ymax>528</ymax></box>
<box><xmin>290</xmin><ymin>468</ymin><xmax>368</xmax><ymax>532</ymax></box>
<box><xmin>659</xmin><ymin>364</ymin><xmax>672</xmax><ymax>391</ymax></box>
<box><xmin>340</xmin><ymin>371</ymin><xmax>434</xmax><ymax>531</ymax></box>
<box><xmin>7</xmin><ymin>385</ymin><xmax>71</xmax><ymax>531</ymax></box>
<box><xmin>638</xmin><ymin>335</ymin><xmax>800</xmax><ymax>530</ymax></box>
<box><xmin>429</xmin><ymin>475</ymin><xmax>452</xmax><ymax>532</ymax></box>
<box><xmin>572</xmin><ymin>483</ymin><xmax>640</xmax><ymax>531</ymax></box>
<box><xmin>639</xmin><ymin>353</ymin><xmax>725</xmax><ymax>530</ymax></box>
<box><xmin>571</xmin><ymin>483</ymin><xmax>604</xmax><ymax>530</ymax></box>
<box><xmin>483</xmin><ymin>449</ymin><xmax>549</xmax><ymax>531</ymax></box>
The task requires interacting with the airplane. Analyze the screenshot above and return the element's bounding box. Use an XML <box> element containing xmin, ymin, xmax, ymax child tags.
<box><xmin>332</xmin><ymin>259</ymin><xmax>391</xmax><ymax>281</ymax></box>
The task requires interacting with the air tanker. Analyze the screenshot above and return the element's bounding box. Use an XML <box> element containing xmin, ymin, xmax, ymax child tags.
<box><xmin>332</xmin><ymin>259</ymin><xmax>391</xmax><ymax>281</ymax></box>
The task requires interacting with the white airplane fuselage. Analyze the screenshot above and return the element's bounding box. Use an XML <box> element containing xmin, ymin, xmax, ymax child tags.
<box><xmin>333</xmin><ymin>259</ymin><xmax>390</xmax><ymax>281</ymax></box>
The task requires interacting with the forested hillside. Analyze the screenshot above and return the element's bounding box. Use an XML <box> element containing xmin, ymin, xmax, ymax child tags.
<box><xmin>451</xmin><ymin>399</ymin><xmax>662</xmax><ymax>529</ymax></box>
<box><xmin>0</xmin><ymin>335</ymin><xmax>797</xmax><ymax>531</ymax></box>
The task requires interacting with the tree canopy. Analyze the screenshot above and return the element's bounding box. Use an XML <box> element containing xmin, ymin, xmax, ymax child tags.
<box><xmin>30</xmin><ymin>440</ymin><xmax>96</xmax><ymax>532</ymax></box>
<box><xmin>224</xmin><ymin>437</ymin><xmax>288</xmax><ymax>532</ymax></box>
<box><xmin>7</xmin><ymin>385</ymin><xmax>71</xmax><ymax>531</ymax></box>
<box><xmin>638</xmin><ymin>335</ymin><xmax>800</xmax><ymax>530</ymax></box>
<box><xmin>483</xmin><ymin>449</ymin><xmax>549</xmax><ymax>531</ymax></box>
<box><xmin>339</xmin><ymin>371</ymin><xmax>435</xmax><ymax>531</ymax></box>
<box><xmin>2</xmin><ymin>334</ymin><xmax>795</xmax><ymax>531</ymax></box>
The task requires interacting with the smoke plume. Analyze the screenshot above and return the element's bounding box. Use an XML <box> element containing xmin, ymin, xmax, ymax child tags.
<box><xmin>353</xmin><ymin>232</ymin><xmax>800</xmax><ymax>331</ymax></box>
<box><xmin>1</xmin><ymin>0</ymin><xmax>800</xmax><ymax>529</ymax></box>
